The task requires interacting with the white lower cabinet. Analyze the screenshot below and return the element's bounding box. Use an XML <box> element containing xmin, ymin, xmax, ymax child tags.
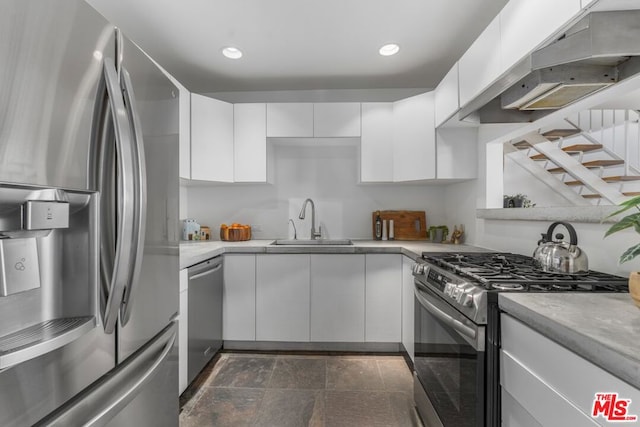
<box><xmin>178</xmin><ymin>269</ymin><xmax>188</xmax><ymax>395</ymax></box>
<box><xmin>223</xmin><ymin>254</ymin><xmax>256</xmax><ymax>341</ymax></box>
<box><xmin>501</xmin><ymin>313</ymin><xmax>640</xmax><ymax>426</ymax></box>
<box><xmin>256</xmin><ymin>254</ymin><xmax>310</xmax><ymax>341</ymax></box>
<box><xmin>401</xmin><ymin>255</ymin><xmax>414</xmax><ymax>361</ymax></box>
<box><xmin>365</xmin><ymin>254</ymin><xmax>402</xmax><ymax>342</ymax></box>
<box><xmin>310</xmin><ymin>254</ymin><xmax>365</xmax><ymax>342</ymax></box>
<box><xmin>220</xmin><ymin>253</ymin><xmax>404</xmax><ymax>346</ymax></box>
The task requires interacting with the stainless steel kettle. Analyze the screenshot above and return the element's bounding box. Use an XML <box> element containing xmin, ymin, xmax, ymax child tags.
<box><xmin>533</xmin><ymin>221</ymin><xmax>589</xmax><ymax>275</ymax></box>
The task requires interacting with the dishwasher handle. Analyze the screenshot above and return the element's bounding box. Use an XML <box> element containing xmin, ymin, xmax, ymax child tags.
<box><xmin>188</xmin><ymin>257</ymin><xmax>222</xmax><ymax>280</ymax></box>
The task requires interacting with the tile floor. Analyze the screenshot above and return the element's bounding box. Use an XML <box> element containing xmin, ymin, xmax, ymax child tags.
<box><xmin>179</xmin><ymin>352</ymin><xmax>421</xmax><ymax>427</ymax></box>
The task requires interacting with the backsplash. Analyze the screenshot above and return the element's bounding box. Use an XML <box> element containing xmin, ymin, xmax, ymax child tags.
<box><xmin>184</xmin><ymin>143</ymin><xmax>449</xmax><ymax>240</ymax></box>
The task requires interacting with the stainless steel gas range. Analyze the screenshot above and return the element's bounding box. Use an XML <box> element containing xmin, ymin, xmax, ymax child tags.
<box><xmin>412</xmin><ymin>252</ymin><xmax>628</xmax><ymax>427</ymax></box>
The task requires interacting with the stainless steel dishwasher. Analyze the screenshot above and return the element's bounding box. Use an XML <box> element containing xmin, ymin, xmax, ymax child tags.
<box><xmin>187</xmin><ymin>256</ymin><xmax>223</xmax><ymax>384</ymax></box>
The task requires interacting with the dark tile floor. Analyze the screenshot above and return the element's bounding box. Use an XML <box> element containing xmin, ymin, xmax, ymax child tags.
<box><xmin>179</xmin><ymin>352</ymin><xmax>421</xmax><ymax>427</ymax></box>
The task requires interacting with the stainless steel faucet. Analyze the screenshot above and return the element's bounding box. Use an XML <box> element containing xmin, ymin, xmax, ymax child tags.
<box><xmin>298</xmin><ymin>198</ymin><xmax>321</xmax><ymax>240</ymax></box>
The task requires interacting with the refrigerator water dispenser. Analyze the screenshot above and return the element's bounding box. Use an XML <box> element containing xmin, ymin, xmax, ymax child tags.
<box><xmin>0</xmin><ymin>238</ymin><xmax>40</xmax><ymax>297</ymax></box>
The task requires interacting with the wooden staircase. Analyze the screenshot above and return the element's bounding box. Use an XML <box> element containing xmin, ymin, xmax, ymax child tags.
<box><xmin>505</xmin><ymin>110</ymin><xmax>640</xmax><ymax>205</ymax></box>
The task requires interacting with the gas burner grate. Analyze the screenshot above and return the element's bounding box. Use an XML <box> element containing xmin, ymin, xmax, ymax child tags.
<box><xmin>422</xmin><ymin>252</ymin><xmax>628</xmax><ymax>292</ymax></box>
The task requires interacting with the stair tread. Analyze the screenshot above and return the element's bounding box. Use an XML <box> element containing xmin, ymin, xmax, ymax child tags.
<box><xmin>548</xmin><ymin>160</ymin><xmax>625</xmax><ymax>173</ymax></box>
<box><xmin>582</xmin><ymin>192</ymin><xmax>640</xmax><ymax>199</ymax></box>
<box><xmin>542</xmin><ymin>129</ymin><xmax>581</xmax><ymax>140</ymax></box>
<box><xmin>565</xmin><ymin>175</ymin><xmax>640</xmax><ymax>186</ymax></box>
<box><xmin>513</xmin><ymin>141</ymin><xmax>532</xmax><ymax>149</ymax></box>
<box><xmin>530</xmin><ymin>144</ymin><xmax>603</xmax><ymax>160</ymax></box>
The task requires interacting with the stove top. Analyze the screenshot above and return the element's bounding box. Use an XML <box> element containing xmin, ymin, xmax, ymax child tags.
<box><xmin>413</xmin><ymin>252</ymin><xmax>628</xmax><ymax>325</ymax></box>
<box><xmin>421</xmin><ymin>252</ymin><xmax>628</xmax><ymax>292</ymax></box>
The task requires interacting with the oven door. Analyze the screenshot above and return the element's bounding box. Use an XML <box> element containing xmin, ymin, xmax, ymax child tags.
<box><xmin>414</xmin><ymin>280</ymin><xmax>485</xmax><ymax>427</ymax></box>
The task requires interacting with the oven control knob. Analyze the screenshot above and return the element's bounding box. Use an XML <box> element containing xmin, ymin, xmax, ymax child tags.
<box><xmin>462</xmin><ymin>293</ymin><xmax>474</xmax><ymax>307</ymax></box>
<box><xmin>413</xmin><ymin>263</ymin><xmax>424</xmax><ymax>275</ymax></box>
<box><xmin>444</xmin><ymin>282</ymin><xmax>453</xmax><ymax>296</ymax></box>
<box><xmin>450</xmin><ymin>285</ymin><xmax>458</xmax><ymax>298</ymax></box>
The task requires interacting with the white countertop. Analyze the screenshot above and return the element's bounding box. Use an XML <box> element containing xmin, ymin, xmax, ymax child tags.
<box><xmin>180</xmin><ymin>239</ymin><xmax>488</xmax><ymax>269</ymax></box>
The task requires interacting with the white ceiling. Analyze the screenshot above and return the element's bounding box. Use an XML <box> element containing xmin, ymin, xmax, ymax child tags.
<box><xmin>87</xmin><ymin>0</ymin><xmax>508</xmax><ymax>98</ymax></box>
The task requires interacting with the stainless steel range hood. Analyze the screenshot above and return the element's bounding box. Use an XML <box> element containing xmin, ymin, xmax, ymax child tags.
<box><xmin>460</xmin><ymin>10</ymin><xmax>640</xmax><ymax>123</ymax></box>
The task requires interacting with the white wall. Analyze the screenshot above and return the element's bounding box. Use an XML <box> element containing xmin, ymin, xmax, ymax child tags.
<box><xmin>185</xmin><ymin>142</ymin><xmax>448</xmax><ymax>240</ymax></box>
<box><xmin>503</xmin><ymin>155</ymin><xmax>573</xmax><ymax>207</ymax></box>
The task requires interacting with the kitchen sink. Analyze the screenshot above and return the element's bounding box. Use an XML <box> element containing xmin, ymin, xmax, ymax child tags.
<box><xmin>270</xmin><ymin>239</ymin><xmax>353</xmax><ymax>246</ymax></box>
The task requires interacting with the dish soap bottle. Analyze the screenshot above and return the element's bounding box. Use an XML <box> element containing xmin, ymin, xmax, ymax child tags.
<box><xmin>375</xmin><ymin>211</ymin><xmax>382</xmax><ymax>240</ymax></box>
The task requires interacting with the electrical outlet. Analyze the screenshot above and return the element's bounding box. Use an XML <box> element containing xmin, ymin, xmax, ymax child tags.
<box><xmin>252</xmin><ymin>224</ymin><xmax>262</xmax><ymax>232</ymax></box>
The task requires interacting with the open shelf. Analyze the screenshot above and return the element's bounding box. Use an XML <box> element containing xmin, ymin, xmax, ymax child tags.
<box><xmin>0</xmin><ymin>316</ymin><xmax>96</xmax><ymax>370</ymax></box>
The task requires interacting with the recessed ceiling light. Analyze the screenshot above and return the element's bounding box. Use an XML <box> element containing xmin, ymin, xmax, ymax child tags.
<box><xmin>379</xmin><ymin>44</ymin><xmax>400</xmax><ymax>56</ymax></box>
<box><xmin>222</xmin><ymin>47</ymin><xmax>243</xmax><ymax>59</ymax></box>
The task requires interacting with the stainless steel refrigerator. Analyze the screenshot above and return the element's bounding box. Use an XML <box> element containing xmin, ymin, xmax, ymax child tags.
<box><xmin>0</xmin><ymin>0</ymin><xmax>179</xmax><ymax>425</ymax></box>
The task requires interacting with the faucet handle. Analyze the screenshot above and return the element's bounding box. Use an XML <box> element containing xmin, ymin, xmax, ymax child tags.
<box><xmin>314</xmin><ymin>225</ymin><xmax>322</xmax><ymax>239</ymax></box>
<box><xmin>289</xmin><ymin>219</ymin><xmax>297</xmax><ymax>240</ymax></box>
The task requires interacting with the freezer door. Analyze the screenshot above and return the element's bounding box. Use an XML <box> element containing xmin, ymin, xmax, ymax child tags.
<box><xmin>34</xmin><ymin>321</ymin><xmax>177</xmax><ymax>427</ymax></box>
<box><xmin>116</xmin><ymin>35</ymin><xmax>179</xmax><ymax>363</ymax></box>
<box><xmin>0</xmin><ymin>325</ymin><xmax>114</xmax><ymax>427</ymax></box>
<box><xmin>0</xmin><ymin>0</ymin><xmax>115</xmax><ymax>190</ymax></box>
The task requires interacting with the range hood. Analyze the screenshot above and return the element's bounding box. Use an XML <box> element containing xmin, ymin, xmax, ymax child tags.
<box><xmin>460</xmin><ymin>10</ymin><xmax>640</xmax><ymax>123</ymax></box>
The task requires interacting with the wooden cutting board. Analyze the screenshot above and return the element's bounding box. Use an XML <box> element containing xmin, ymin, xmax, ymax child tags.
<box><xmin>371</xmin><ymin>210</ymin><xmax>427</xmax><ymax>240</ymax></box>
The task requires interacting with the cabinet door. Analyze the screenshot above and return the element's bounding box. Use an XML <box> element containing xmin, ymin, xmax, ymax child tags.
<box><xmin>361</xmin><ymin>103</ymin><xmax>394</xmax><ymax>182</ymax></box>
<box><xmin>313</xmin><ymin>102</ymin><xmax>361</xmax><ymax>137</ymax></box>
<box><xmin>179</xmin><ymin>91</ymin><xmax>191</xmax><ymax>179</ymax></box>
<box><xmin>401</xmin><ymin>256</ymin><xmax>414</xmax><ymax>361</ymax></box>
<box><xmin>310</xmin><ymin>254</ymin><xmax>365</xmax><ymax>342</ymax></box>
<box><xmin>393</xmin><ymin>92</ymin><xmax>436</xmax><ymax>181</ymax></box>
<box><xmin>223</xmin><ymin>255</ymin><xmax>256</xmax><ymax>341</ymax></box>
<box><xmin>458</xmin><ymin>14</ymin><xmax>501</xmax><ymax>108</ymax></box>
<box><xmin>234</xmin><ymin>103</ymin><xmax>266</xmax><ymax>182</ymax></box>
<box><xmin>266</xmin><ymin>103</ymin><xmax>313</xmax><ymax>137</ymax></box>
<box><xmin>256</xmin><ymin>254</ymin><xmax>310</xmax><ymax>341</ymax></box>
<box><xmin>190</xmin><ymin>94</ymin><xmax>233</xmax><ymax>182</ymax></box>
<box><xmin>434</xmin><ymin>63</ymin><xmax>459</xmax><ymax>127</ymax></box>
<box><xmin>436</xmin><ymin>128</ymin><xmax>478</xmax><ymax>179</ymax></box>
<box><xmin>365</xmin><ymin>254</ymin><xmax>402</xmax><ymax>342</ymax></box>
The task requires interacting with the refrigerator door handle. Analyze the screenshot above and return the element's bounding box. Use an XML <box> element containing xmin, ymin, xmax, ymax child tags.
<box><xmin>33</xmin><ymin>321</ymin><xmax>177</xmax><ymax>427</ymax></box>
<box><xmin>100</xmin><ymin>57</ymin><xmax>137</xmax><ymax>334</ymax></box>
<box><xmin>118</xmin><ymin>67</ymin><xmax>147</xmax><ymax>327</ymax></box>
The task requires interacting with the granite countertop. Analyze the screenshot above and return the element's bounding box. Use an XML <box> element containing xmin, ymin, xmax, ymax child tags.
<box><xmin>499</xmin><ymin>293</ymin><xmax>640</xmax><ymax>390</ymax></box>
<box><xmin>180</xmin><ymin>239</ymin><xmax>488</xmax><ymax>269</ymax></box>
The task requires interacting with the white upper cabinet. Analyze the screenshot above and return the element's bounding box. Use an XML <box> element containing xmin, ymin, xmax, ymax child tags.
<box><xmin>500</xmin><ymin>0</ymin><xmax>581</xmax><ymax>73</ymax></box>
<box><xmin>393</xmin><ymin>92</ymin><xmax>436</xmax><ymax>182</ymax></box>
<box><xmin>190</xmin><ymin>94</ymin><xmax>234</xmax><ymax>182</ymax></box>
<box><xmin>234</xmin><ymin>103</ymin><xmax>267</xmax><ymax>182</ymax></box>
<box><xmin>434</xmin><ymin>63</ymin><xmax>460</xmax><ymax>127</ymax></box>
<box><xmin>313</xmin><ymin>102</ymin><xmax>361</xmax><ymax>137</ymax></box>
<box><xmin>458</xmin><ymin>14</ymin><xmax>502</xmax><ymax>108</ymax></box>
<box><xmin>436</xmin><ymin>128</ymin><xmax>478</xmax><ymax>180</ymax></box>
<box><xmin>179</xmin><ymin>90</ymin><xmax>191</xmax><ymax>179</ymax></box>
<box><xmin>360</xmin><ymin>103</ymin><xmax>394</xmax><ymax>182</ymax></box>
<box><xmin>266</xmin><ymin>103</ymin><xmax>313</xmax><ymax>137</ymax></box>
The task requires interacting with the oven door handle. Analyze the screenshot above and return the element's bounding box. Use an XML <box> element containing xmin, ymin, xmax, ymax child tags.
<box><xmin>415</xmin><ymin>286</ymin><xmax>477</xmax><ymax>341</ymax></box>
